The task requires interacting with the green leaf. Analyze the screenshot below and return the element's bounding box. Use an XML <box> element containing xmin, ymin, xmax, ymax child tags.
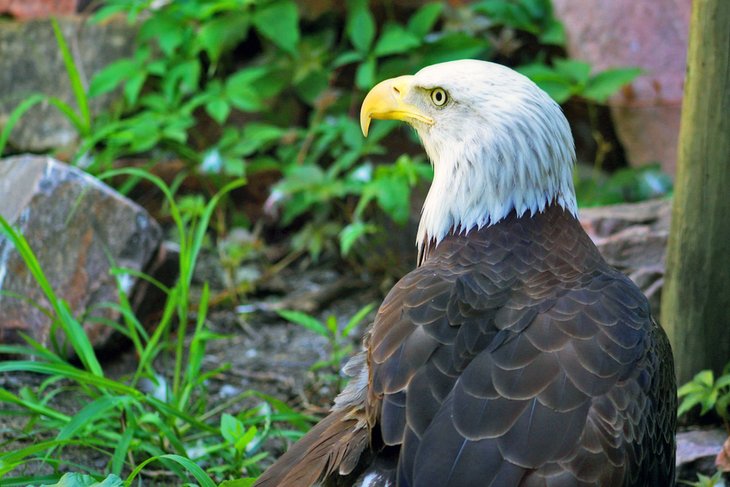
<box><xmin>88</xmin><ymin>58</ymin><xmax>138</xmax><ymax>97</ymax></box>
<box><xmin>206</xmin><ymin>98</ymin><xmax>231</xmax><ymax>124</ymax></box>
<box><xmin>407</xmin><ymin>3</ymin><xmax>443</xmax><ymax>38</ymax></box>
<box><xmin>332</xmin><ymin>50</ymin><xmax>363</xmax><ymax>68</ymax></box>
<box><xmin>539</xmin><ymin>19</ymin><xmax>566</xmax><ymax>46</ymax></box>
<box><xmin>235</xmin><ymin>425</ymin><xmax>258</xmax><ymax>453</ymax></box>
<box><xmin>140</xmin><ymin>14</ymin><xmax>184</xmax><ymax>56</ymax></box>
<box><xmin>199</xmin><ymin>14</ymin><xmax>250</xmax><ymax>64</ymax></box>
<box><xmin>346</xmin><ymin>0</ymin><xmax>376</xmax><ymax>53</ymax></box>
<box><xmin>339</xmin><ymin>221</ymin><xmax>377</xmax><ymax>255</ymax></box>
<box><xmin>583</xmin><ymin>67</ymin><xmax>642</xmax><ymax>103</ymax></box>
<box><xmin>420</xmin><ymin>33</ymin><xmax>488</xmax><ymax>66</ymax></box>
<box><xmin>221</xmin><ymin>413</ymin><xmax>245</xmax><ymax>445</ymax></box>
<box><xmin>226</xmin><ymin>67</ymin><xmax>269</xmax><ymax>112</ymax></box>
<box><xmin>355</xmin><ymin>56</ymin><xmax>376</xmax><ymax>90</ymax></box>
<box><xmin>124</xmin><ymin>72</ymin><xmax>147</xmax><ymax>105</ymax></box>
<box><xmin>343</xmin><ymin>303</ymin><xmax>376</xmax><ymax>336</ymax></box>
<box><xmin>517</xmin><ymin>63</ymin><xmax>573</xmax><ymax>103</ymax></box>
<box><xmin>252</xmin><ymin>0</ymin><xmax>300</xmax><ymax>54</ymax></box>
<box><xmin>373</xmin><ymin>23</ymin><xmax>422</xmax><ymax>57</ymax></box>
<box><xmin>276</xmin><ymin>309</ymin><xmax>328</xmax><ymax>337</ymax></box>
<box><xmin>553</xmin><ymin>58</ymin><xmax>591</xmax><ymax>86</ymax></box>
<box><xmin>29</xmin><ymin>472</ymin><xmax>124</xmax><ymax>487</ymax></box>
<box><xmin>371</xmin><ymin>174</ymin><xmax>410</xmax><ymax>224</ymax></box>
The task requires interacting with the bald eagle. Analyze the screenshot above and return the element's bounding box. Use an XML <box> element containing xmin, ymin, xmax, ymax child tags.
<box><xmin>254</xmin><ymin>60</ymin><xmax>676</xmax><ymax>487</ymax></box>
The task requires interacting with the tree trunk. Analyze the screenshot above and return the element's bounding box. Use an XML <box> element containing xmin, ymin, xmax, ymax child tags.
<box><xmin>662</xmin><ymin>0</ymin><xmax>730</xmax><ymax>385</ymax></box>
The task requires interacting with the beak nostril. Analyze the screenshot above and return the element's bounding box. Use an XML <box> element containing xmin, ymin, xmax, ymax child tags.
<box><xmin>392</xmin><ymin>86</ymin><xmax>400</xmax><ymax>95</ymax></box>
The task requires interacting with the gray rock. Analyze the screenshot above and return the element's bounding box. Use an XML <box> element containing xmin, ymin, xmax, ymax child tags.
<box><xmin>580</xmin><ymin>199</ymin><xmax>671</xmax><ymax>316</ymax></box>
<box><xmin>677</xmin><ymin>428</ymin><xmax>727</xmax><ymax>467</ymax></box>
<box><xmin>0</xmin><ymin>16</ymin><xmax>136</xmax><ymax>152</ymax></box>
<box><xmin>0</xmin><ymin>155</ymin><xmax>161</xmax><ymax>355</ymax></box>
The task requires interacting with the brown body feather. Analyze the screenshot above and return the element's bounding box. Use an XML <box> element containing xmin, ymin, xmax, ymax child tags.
<box><xmin>255</xmin><ymin>205</ymin><xmax>676</xmax><ymax>486</ymax></box>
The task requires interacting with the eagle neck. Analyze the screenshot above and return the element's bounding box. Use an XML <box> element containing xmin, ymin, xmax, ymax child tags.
<box><xmin>415</xmin><ymin>103</ymin><xmax>577</xmax><ymax>261</ymax></box>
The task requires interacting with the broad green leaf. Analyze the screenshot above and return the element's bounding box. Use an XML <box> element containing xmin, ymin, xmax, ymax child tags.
<box><xmin>407</xmin><ymin>3</ymin><xmax>443</xmax><ymax>38</ymax></box>
<box><xmin>554</xmin><ymin>58</ymin><xmax>591</xmax><ymax>86</ymax></box>
<box><xmin>226</xmin><ymin>67</ymin><xmax>269</xmax><ymax>112</ymax></box>
<box><xmin>124</xmin><ymin>71</ymin><xmax>147</xmax><ymax>105</ymax></box>
<box><xmin>206</xmin><ymin>98</ymin><xmax>231</xmax><ymax>124</ymax></box>
<box><xmin>373</xmin><ymin>23</ymin><xmax>421</xmax><ymax>57</ymax></box>
<box><xmin>221</xmin><ymin>413</ymin><xmax>245</xmax><ymax>445</ymax></box>
<box><xmin>517</xmin><ymin>63</ymin><xmax>573</xmax><ymax>103</ymax></box>
<box><xmin>88</xmin><ymin>59</ymin><xmax>138</xmax><ymax>97</ymax></box>
<box><xmin>139</xmin><ymin>14</ymin><xmax>184</xmax><ymax>56</ymax></box>
<box><xmin>332</xmin><ymin>50</ymin><xmax>363</xmax><ymax>68</ymax></box>
<box><xmin>355</xmin><ymin>56</ymin><xmax>376</xmax><ymax>90</ymax></box>
<box><xmin>276</xmin><ymin>309</ymin><xmax>328</xmax><ymax>337</ymax></box>
<box><xmin>346</xmin><ymin>0</ymin><xmax>376</xmax><ymax>53</ymax></box>
<box><xmin>252</xmin><ymin>0</ymin><xmax>300</xmax><ymax>54</ymax></box>
<box><xmin>372</xmin><ymin>175</ymin><xmax>410</xmax><ymax>224</ymax></box>
<box><xmin>539</xmin><ymin>19</ymin><xmax>566</xmax><ymax>46</ymax></box>
<box><xmin>339</xmin><ymin>221</ymin><xmax>377</xmax><ymax>255</ymax></box>
<box><xmin>199</xmin><ymin>14</ymin><xmax>250</xmax><ymax>64</ymax></box>
<box><xmin>583</xmin><ymin>67</ymin><xmax>642</xmax><ymax>103</ymax></box>
<box><xmin>235</xmin><ymin>425</ymin><xmax>258</xmax><ymax>453</ymax></box>
<box><xmin>420</xmin><ymin>33</ymin><xmax>487</xmax><ymax>66</ymax></box>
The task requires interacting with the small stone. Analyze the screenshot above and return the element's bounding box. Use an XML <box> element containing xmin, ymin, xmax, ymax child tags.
<box><xmin>0</xmin><ymin>155</ymin><xmax>161</xmax><ymax>356</ymax></box>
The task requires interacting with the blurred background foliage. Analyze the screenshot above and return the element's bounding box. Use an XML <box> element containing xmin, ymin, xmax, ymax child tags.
<box><xmin>0</xmin><ymin>0</ymin><xmax>671</xmax><ymax>270</ymax></box>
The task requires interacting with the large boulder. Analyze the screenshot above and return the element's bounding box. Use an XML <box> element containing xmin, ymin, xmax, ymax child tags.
<box><xmin>0</xmin><ymin>16</ymin><xmax>136</xmax><ymax>152</ymax></box>
<box><xmin>552</xmin><ymin>0</ymin><xmax>691</xmax><ymax>174</ymax></box>
<box><xmin>0</xmin><ymin>156</ymin><xmax>161</xmax><ymax>355</ymax></box>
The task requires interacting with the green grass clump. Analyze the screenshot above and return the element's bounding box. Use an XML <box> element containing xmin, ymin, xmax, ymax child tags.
<box><xmin>0</xmin><ymin>170</ymin><xmax>311</xmax><ymax>485</ymax></box>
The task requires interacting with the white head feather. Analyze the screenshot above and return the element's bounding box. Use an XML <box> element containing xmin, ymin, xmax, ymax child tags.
<box><xmin>397</xmin><ymin>60</ymin><xmax>577</xmax><ymax>255</ymax></box>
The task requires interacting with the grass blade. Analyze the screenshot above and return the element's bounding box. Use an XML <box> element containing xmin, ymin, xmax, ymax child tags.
<box><xmin>0</xmin><ymin>216</ymin><xmax>103</xmax><ymax>376</ymax></box>
<box><xmin>0</xmin><ymin>94</ymin><xmax>46</xmax><ymax>155</ymax></box>
<box><xmin>56</xmin><ymin>395</ymin><xmax>128</xmax><ymax>441</ymax></box>
<box><xmin>51</xmin><ymin>17</ymin><xmax>90</xmax><ymax>133</ymax></box>
<box><xmin>127</xmin><ymin>454</ymin><xmax>217</xmax><ymax>487</ymax></box>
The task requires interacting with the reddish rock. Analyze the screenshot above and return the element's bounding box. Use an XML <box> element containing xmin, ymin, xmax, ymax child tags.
<box><xmin>0</xmin><ymin>0</ymin><xmax>77</xmax><ymax>19</ymax></box>
<box><xmin>0</xmin><ymin>156</ymin><xmax>161</xmax><ymax>356</ymax></box>
<box><xmin>717</xmin><ymin>436</ymin><xmax>730</xmax><ymax>472</ymax></box>
<box><xmin>552</xmin><ymin>0</ymin><xmax>691</xmax><ymax>174</ymax></box>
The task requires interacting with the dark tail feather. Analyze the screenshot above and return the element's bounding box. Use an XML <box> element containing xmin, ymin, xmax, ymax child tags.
<box><xmin>254</xmin><ymin>408</ymin><xmax>369</xmax><ymax>487</ymax></box>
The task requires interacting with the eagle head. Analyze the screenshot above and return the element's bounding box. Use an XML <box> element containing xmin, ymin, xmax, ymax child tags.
<box><xmin>360</xmin><ymin>59</ymin><xmax>578</xmax><ymax>254</ymax></box>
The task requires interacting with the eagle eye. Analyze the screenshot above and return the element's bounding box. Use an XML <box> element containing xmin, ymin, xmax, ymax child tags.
<box><xmin>430</xmin><ymin>88</ymin><xmax>448</xmax><ymax>106</ymax></box>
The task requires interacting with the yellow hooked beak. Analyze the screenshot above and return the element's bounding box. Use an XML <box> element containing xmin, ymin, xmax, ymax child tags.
<box><xmin>360</xmin><ymin>75</ymin><xmax>434</xmax><ymax>137</ymax></box>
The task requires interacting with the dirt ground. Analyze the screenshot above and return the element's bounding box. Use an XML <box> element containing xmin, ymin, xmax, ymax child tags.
<box><xmin>0</xmin><ymin>257</ymin><xmax>381</xmax><ymax>484</ymax></box>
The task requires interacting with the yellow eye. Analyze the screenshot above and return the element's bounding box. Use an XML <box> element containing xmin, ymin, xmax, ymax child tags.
<box><xmin>430</xmin><ymin>88</ymin><xmax>448</xmax><ymax>106</ymax></box>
